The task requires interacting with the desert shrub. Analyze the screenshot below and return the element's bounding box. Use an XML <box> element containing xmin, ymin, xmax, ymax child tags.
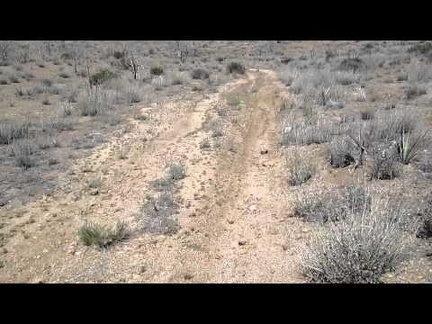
<box><xmin>78</xmin><ymin>93</ymin><xmax>102</xmax><ymax>116</ymax></box>
<box><xmin>36</xmin><ymin>134</ymin><xmax>57</xmax><ymax>150</ymax></box>
<box><xmin>227</xmin><ymin>62</ymin><xmax>245</xmax><ymax>74</ymax></box>
<box><xmin>417</xmin><ymin>195</ymin><xmax>432</xmax><ymax>238</ymax></box>
<box><xmin>151</xmin><ymin>162</ymin><xmax>186</xmax><ymax>191</ymax></box>
<box><xmin>150</xmin><ymin>65</ymin><xmax>164</xmax><ymax>76</ymax></box>
<box><xmin>42</xmin><ymin>96</ymin><xmax>51</xmax><ymax>105</ymax></box>
<box><xmin>113</xmin><ymin>51</ymin><xmax>125</xmax><ymax>59</ymax></box>
<box><xmin>291</xmin><ymin>70</ymin><xmax>333</xmax><ymax>94</ymax></box>
<box><xmin>59</xmin><ymin>72</ymin><xmax>70</xmax><ymax>79</ymax></box>
<box><xmin>151</xmin><ymin>177</ymin><xmax>173</xmax><ymax>192</ymax></box>
<box><xmin>281</xmin><ymin>118</ymin><xmax>335</xmax><ymax>146</ymax></box>
<box><xmin>334</xmin><ymin>71</ymin><xmax>359</xmax><ymax>85</ymax></box>
<box><xmin>170</xmin><ymin>71</ymin><xmax>188</xmax><ymax>85</ymax></box>
<box><xmin>0</xmin><ymin>121</ymin><xmax>29</xmax><ymax>145</ymax></box>
<box><xmin>293</xmin><ymin>185</ymin><xmax>372</xmax><ymax>224</ymax></box>
<box><xmin>140</xmin><ymin>192</ymin><xmax>179</xmax><ymax>235</ymax></box>
<box><xmin>88</xmin><ymin>177</ymin><xmax>102</xmax><ymax>189</ymax></box>
<box><xmin>41</xmin><ymin>79</ymin><xmax>53</xmax><ymax>87</ymax></box>
<box><xmin>287</xmin><ymin>150</ymin><xmax>315</xmax><ymax>186</ymax></box>
<box><xmin>205</xmin><ymin>119</ymin><xmax>225</xmax><ymax>138</ymax></box>
<box><xmin>78</xmin><ymin>89</ymin><xmax>113</xmax><ymax>116</ymax></box>
<box><xmin>225</xmin><ymin>93</ymin><xmax>241</xmax><ymax>106</ymax></box>
<box><xmin>360</xmin><ymin>108</ymin><xmax>375</xmax><ymax>120</ymax></box>
<box><xmin>279</xmin><ymin>67</ymin><xmax>299</xmax><ymax>86</ymax></box>
<box><xmin>42</xmin><ymin>116</ymin><xmax>74</xmax><ymax>132</ymax></box>
<box><xmin>200</xmin><ymin>138</ymin><xmax>211</xmax><ymax>150</ymax></box>
<box><xmin>369</xmin><ymin>145</ymin><xmax>399</xmax><ymax>180</ymax></box>
<box><xmin>151</xmin><ymin>76</ymin><xmax>166</xmax><ymax>90</ymax></box>
<box><xmin>78</xmin><ymin>221</ymin><xmax>129</xmax><ymax>248</ymax></box>
<box><xmin>15</xmin><ymin>87</ymin><xmax>25</xmax><ymax>97</ymax></box>
<box><xmin>407</xmin><ymin>42</ymin><xmax>432</xmax><ymax>57</ymax></box>
<box><xmin>342</xmin><ymin>184</ymin><xmax>372</xmax><ymax>215</ymax></box>
<box><xmin>292</xmin><ymin>190</ymin><xmax>345</xmax><ymax>223</ymax></box>
<box><xmin>22</xmin><ymin>71</ymin><xmax>34</xmax><ymax>80</ymax></box>
<box><xmin>167</xmin><ymin>162</ymin><xmax>186</xmax><ymax>181</ymax></box>
<box><xmin>125</xmin><ymin>84</ymin><xmax>143</xmax><ymax>104</ymax></box>
<box><xmin>397</xmin><ymin>74</ymin><xmax>408</xmax><ymax>82</ymax></box>
<box><xmin>302</xmin><ymin>200</ymin><xmax>415</xmax><ymax>283</ymax></box>
<box><xmin>352</xmin><ymin>110</ymin><xmax>417</xmax><ymax>152</ymax></box>
<box><xmin>191</xmin><ymin>68</ymin><xmax>209</xmax><ymax>80</ymax></box>
<box><xmin>90</xmin><ymin>69</ymin><xmax>117</xmax><ymax>85</ymax></box>
<box><xmin>405</xmin><ymin>84</ymin><xmax>426</xmax><ymax>99</ymax></box>
<box><xmin>328</xmin><ymin>136</ymin><xmax>357</xmax><ymax>168</ymax></box>
<box><xmin>61</xmin><ymin>52</ymin><xmax>73</xmax><ymax>60</ymax></box>
<box><xmin>9</xmin><ymin>75</ymin><xmax>20</xmax><ymax>83</ymax></box>
<box><xmin>281</xmin><ymin>57</ymin><xmax>293</xmax><ymax>64</ymax></box>
<box><xmin>60</xmin><ymin>101</ymin><xmax>72</xmax><ymax>116</ymax></box>
<box><xmin>407</xmin><ymin>61</ymin><xmax>432</xmax><ymax>83</ymax></box>
<box><xmin>11</xmin><ymin>139</ymin><xmax>35</xmax><ymax>169</ymax></box>
<box><xmin>338</xmin><ymin>57</ymin><xmax>366</xmax><ymax>73</ymax></box>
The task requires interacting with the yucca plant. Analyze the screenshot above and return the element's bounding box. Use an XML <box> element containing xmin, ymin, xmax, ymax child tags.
<box><xmin>397</xmin><ymin>126</ymin><xmax>429</xmax><ymax>164</ymax></box>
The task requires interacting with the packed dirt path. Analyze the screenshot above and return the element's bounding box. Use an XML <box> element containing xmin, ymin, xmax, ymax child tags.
<box><xmin>0</xmin><ymin>69</ymin><xmax>309</xmax><ymax>283</ymax></box>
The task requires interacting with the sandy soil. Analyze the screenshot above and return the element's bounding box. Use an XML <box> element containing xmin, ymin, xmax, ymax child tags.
<box><xmin>0</xmin><ymin>69</ymin><xmax>311</xmax><ymax>282</ymax></box>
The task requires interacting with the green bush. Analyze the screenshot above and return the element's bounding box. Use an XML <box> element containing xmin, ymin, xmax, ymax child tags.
<box><xmin>191</xmin><ymin>68</ymin><xmax>209</xmax><ymax>80</ymax></box>
<box><xmin>113</xmin><ymin>51</ymin><xmax>125</xmax><ymax>59</ymax></box>
<box><xmin>338</xmin><ymin>58</ymin><xmax>366</xmax><ymax>73</ymax></box>
<box><xmin>150</xmin><ymin>66</ymin><xmax>164</xmax><ymax>76</ymax></box>
<box><xmin>90</xmin><ymin>69</ymin><xmax>117</xmax><ymax>85</ymax></box>
<box><xmin>61</xmin><ymin>52</ymin><xmax>73</xmax><ymax>60</ymax></box>
<box><xmin>227</xmin><ymin>62</ymin><xmax>245</xmax><ymax>74</ymax></box>
<box><xmin>78</xmin><ymin>221</ymin><xmax>129</xmax><ymax>248</ymax></box>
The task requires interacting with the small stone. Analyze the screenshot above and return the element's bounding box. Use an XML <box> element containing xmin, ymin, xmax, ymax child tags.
<box><xmin>42</xmin><ymin>249</ymin><xmax>48</xmax><ymax>253</ymax></box>
<box><xmin>260</xmin><ymin>149</ymin><xmax>268</xmax><ymax>155</ymax></box>
<box><xmin>238</xmin><ymin>240</ymin><xmax>247</xmax><ymax>246</ymax></box>
<box><xmin>90</xmin><ymin>189</ymin><xmax>99</xmax><ymax>196</ymax></box>
<box><xmin>248</xmin><ymin>205</ymin><xmax>258</xmax><ymax>213</ymax></box>
<box><xmin>227</xmin><ymin>219</ymin><xmax>234</xmax><ymax>224</ymax></box>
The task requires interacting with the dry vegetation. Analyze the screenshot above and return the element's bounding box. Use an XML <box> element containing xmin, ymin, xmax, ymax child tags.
<box><xmin>1</xmin><ymin>41</ymin><xmax>432</xmax><ymax>283</ymax></box>
<box><xmin>279</xmin><ymin>41</ymin><xmax>432</xmax><ymax>283</ymax></box>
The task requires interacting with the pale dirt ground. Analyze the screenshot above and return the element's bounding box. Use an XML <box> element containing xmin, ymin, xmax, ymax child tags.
<box><xmin>2</xmin><ymin>41</ymin><xmax>432</xmax><ymax>283</ymax></box>
<box><xmin>0</xmin><ymin>69</ymin><xmax>312</xmax><ymax>283</ymax></box>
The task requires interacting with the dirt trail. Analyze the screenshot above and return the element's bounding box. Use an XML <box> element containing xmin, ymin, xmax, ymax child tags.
<box><xmin>0</xmin><ymin>69</ymin><xmax>308</xmax><ymax>283</ymax></box>
<box><xmin>197</xmin><ymin>69</ymin><xmax>307</xmax><ymax>282</ymax></box>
